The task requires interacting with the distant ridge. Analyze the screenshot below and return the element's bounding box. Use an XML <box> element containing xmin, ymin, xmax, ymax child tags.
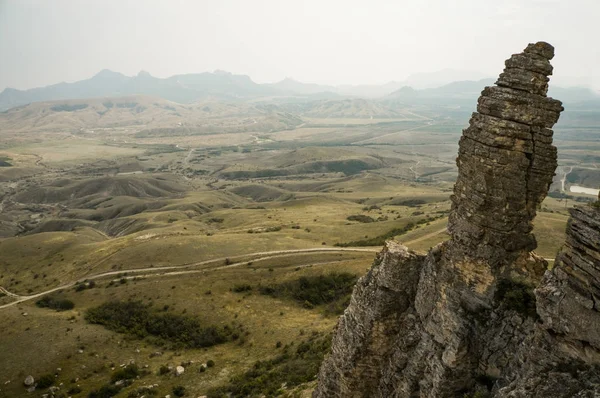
<box><xmin>0</xmin><ymin>70</ymin><xmax>282</xmax><ymax>111</ymax></box>
<box><xmin>1</xmin><ymin>69</ymin><xmax>598</xmax><ymax>111</ymax></box>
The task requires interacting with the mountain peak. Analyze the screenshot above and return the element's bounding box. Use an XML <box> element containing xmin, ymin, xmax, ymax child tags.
<box><xmin>93</xmin><ymin>69</ymin><xmax>125</xmax><ymax>79</ymax></box>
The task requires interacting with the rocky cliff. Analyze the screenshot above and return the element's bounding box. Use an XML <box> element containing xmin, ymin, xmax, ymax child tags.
<box><xmin>313</xmin><ymin>42</ymin><xmax>600</xmax><ymax>398</ymax></box>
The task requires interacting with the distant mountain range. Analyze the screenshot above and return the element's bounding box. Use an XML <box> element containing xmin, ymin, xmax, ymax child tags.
<box><xmin>1</xmin><ymin>69</ymin><xmax>598</xmax><ymax>111</ymax></box>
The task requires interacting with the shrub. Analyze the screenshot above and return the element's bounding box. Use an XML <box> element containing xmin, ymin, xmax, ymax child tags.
<box><xmin>36</xmin><ymin>295</ymin><xmax>75</xmax><ymax>311</ymax></box>
<box><xmin>206</xmin><ymin>360</ymin><xmax>215</xmax><ymax>368</ymax></box>
<box><xmin>232</xmin><ymin>284</ymin><xmax>252</xmax><ymax>293</ymax></box>
<box><xmin>85</xmin><ymin>301</ymin><xmax>236</xmax><ymax>348</ymax></box>
<box><xmin>334</xmin><ymin>222</ymin><xmax>419</xmax><ymax>247</ymax></box>
<box><xmin>173</xmin><ymin>385</ymin><xmax>186</xmax><ymax>397</ymax></box>
<box><xmin>259</xmin><ymin>272</ymin><xmax>357</xmax><ymax>312</ymax></box>
<box><xmin>89</xmin><ymin>384</ymin><xmax>123</xmax><ymax>398</ymax></box>
<box><xmin>111</xmin><ymin>364</ymin><xmax>139</xmax><ymax>382</ymax></box>
<box><xmin>36</xmin><ymin>374</ymin><xmax>55</xmax><ymax>389</ymax></box>
<box><xmin>206</xmin><ymin>335</ymin><xmax>331</xmax><ymax>398</ymax></box>
<box><xmin>494</xmin><ymin>279</ymin><xmax>537</xmax><ymax>318</ymax></box>
<box><xmin>346</xmin><ymin>215</ymin><xmax>375</xmax><ymax>223</ymax></box>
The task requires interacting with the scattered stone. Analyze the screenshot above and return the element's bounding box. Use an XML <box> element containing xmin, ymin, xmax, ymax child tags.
<box><xmin>175</xmin><ymin>365</ymin><xmax>185</xmax><ymax>376</ymax></box>
<box><xmin>23</xmin><ymin>375</ymin><xmax>34</xmax><ymax>387</ymax></box>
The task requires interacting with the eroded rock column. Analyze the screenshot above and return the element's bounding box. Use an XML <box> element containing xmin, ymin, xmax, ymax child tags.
<box><xmin>448</xmin><ymin>42</ymin><xmax>563</xmax><ymax>262</ymax></box>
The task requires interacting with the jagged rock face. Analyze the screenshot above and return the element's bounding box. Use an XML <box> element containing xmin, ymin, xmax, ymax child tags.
<box><xmin>313</xmin><ymin>43</ymin><xmax>600</xmax><ymax>398</ymax></box>
<box><xmin>448</xmin><ymin>42</ymin><xmax>563</xmax><ymax>262</ymax></box>
<box><xmin>536</xmin><ymin>204</ymin><xmax>600</xmax><ymax>348</ymax></box>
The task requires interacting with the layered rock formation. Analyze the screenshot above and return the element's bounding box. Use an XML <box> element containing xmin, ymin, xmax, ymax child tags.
<box><xmin>448</xmin><ymin>42</ymin><xmax>563</xmax><ymax>263</ymax></box>
<box><xmin>314</xmin><ymin>42</ymin><xmax>600</xmax><ymax>398</ymax></box>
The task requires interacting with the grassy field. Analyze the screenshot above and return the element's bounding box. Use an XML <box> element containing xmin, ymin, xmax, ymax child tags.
<box><xmin>0</xmin><ymin>95</ymin><xmax>595</xmax><ymax>397</ymax></box>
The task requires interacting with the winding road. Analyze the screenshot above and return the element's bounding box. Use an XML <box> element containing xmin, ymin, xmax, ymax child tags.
<box><xmin>2</xmin><ymin>227</ymin><xmax>553</xmax><ymax>310</ymax></box>
<box><xmin>0</xmin><ymin>247</ymin><xmax>379</xmax><ymax>309</ymax></box>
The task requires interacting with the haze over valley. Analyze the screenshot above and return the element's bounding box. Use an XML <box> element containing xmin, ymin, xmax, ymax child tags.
<box><xmin>1</xmin><ymin>1</ymin><xmax>599</xmax><ymax>397</ymax></box>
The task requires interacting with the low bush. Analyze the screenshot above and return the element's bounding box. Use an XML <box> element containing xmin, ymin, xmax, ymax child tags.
<box><xmin>85</xmin><ymin>301</ymin><xmax>237</xmax><ymax>348</ymax></box>
<box><xmin>335</xmin><ymin>223</ymin><xmax>416</xmax><ymax>247</ymax></box>
<box><xmin>36</xmin><ymin>374</ymin><xmax>55</xmax><ymax>389</ymax></box>
<box><xmin>36</xmin><ymin>295</ymin><xmax>75</xmax><ymax>311</ymax></box>
<box><xmin>494</xmin><ymin>279</ymin><xmax>537</xmax><ymax>318</ymax></box>
<box><xmin>110</xmin><ymin>364</ymin><xmax>140</xmax><ymax>383</ymax></box>
<box><xmin>89</xmin><ymin>384</ymin><xmax>124</xmax><ymax>398</ymax></box>
<box><xmin>347</xmin><ymin>215</ymin><xmax>375</xmax><ymax>223</ymax></box>
<box><xmin>232</xmin><ymin>284</ymin><xmax>252</xmax><ymax>293</ymax></box>
<box><xmin>206</xmin><ymin>334</ymin><xmax>331</xmax><ymax>398</ymax></box>
<box><xmin>259</xmin><ymin>272</ymin><xmax>357</xmax><ymax>312</ymax></box>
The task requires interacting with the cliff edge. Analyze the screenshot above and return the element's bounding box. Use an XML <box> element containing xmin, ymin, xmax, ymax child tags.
<box><xmin>313</xmin><ymin>42</ymin><xmax>600</xmax><ymax>398</ymax></box>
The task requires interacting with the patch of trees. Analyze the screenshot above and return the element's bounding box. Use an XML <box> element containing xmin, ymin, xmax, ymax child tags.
<box><xmin>206</xmin><ymin>334</ymin><xmax>331</xmax><ymax>398</ymax></box>
<box><xmin>116</xmin><ymin>102</ymin><xmax>138</xmax><ymax>108</ymax></box>
<box><xmin>336</xmin><ymin>215</ymin><xmax>442</xmax><ymax>247</ymax></box>
<box><xmin>259</xmin><ymin>272</ymin><xmax>357</xmax><ymax>313</ymax></box>
<box><xmin>35</xmin><ymin>295</ymin><xmax>75</xmax><ymax>311</ymax></box>
<box><xmin>347</xmin><ymin>214</ymin><xmax>375</xmax><ymax>223</ymax></box>
<box><xmin>335</xmin><ymin>223</ymin><xmax>416</xmax><ymax>247</ymax></box>
<box><xmin>50</xmin><ymin>103</ymin><xmax>88</xmax><ymax>112</ymax></box>
<box><xmin>85</xmin><ymin>301</ymin><xmax>239</xmax><ymax>348</ymax></box>
<box><xmin>396</xmin><ymin>199</ymin><xmax>427</xmax><ymax>207</ymax></box>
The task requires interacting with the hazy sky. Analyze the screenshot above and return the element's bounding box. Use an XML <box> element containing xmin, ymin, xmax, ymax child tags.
<box><xmin>1</xmin><ymin>0</ymin><xmax>599</xmax><ymax>91</ymax></box>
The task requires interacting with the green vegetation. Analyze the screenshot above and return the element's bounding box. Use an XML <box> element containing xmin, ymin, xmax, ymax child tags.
<box><xmin>335</xmin><ymin>223</ymin><xmax>416</xmax><ymax>247</ymax></box>
<box><xmin>347</xmin><ymin>214</ymin><xmax>375</xmax><ymax>223</ymax></box>
<box><xmin>35</xmin><ymin>295</ymin><xmax>75</xmax><ymax>311</ymax></box>
<box><xmin>116</xmin><ymin>102</ymin><xmax>138</xmax><ymax>109</ymax></box>
<box><xmin>259</xmin><ymin>272</ymin><xmax>357</xmax><ymax>313</ymax></box>
<box><xmin>232</xmin><ymin>284</ymin><xmax>253</xmax><ymax>293</ymax></box>
<box><xmin>50</xmin><ymin>103</ymin><xmax>88</xmax><ymax>112</ymax></box>
<box><xmin>0</xmin><ymin>156</ymin><xmax>12</xmax><ymax>167</ymax></box>
<box><xmin>206</xmin><ymin>334</ymin><xmax>331</xmax><ymax>398</ymax></box>
<box><xmin>85</xmin><ymin>301</ymin><xmax>239</xmax><ymax>348</ymax></box>
<box><xmin>173</xmin><ymin>385</ymin><xmax>186</xmax><ymax>397</ymax></box>
<box><xmin>336</xmin><ymin>216</ymin><xmax>441</xmax><ymax>247</ymax></box>
<box><xmin>494</xmin><ymin>279</ymin><xmax>537</xmax><ymax>318</ymax></box>
<box><xmin>110</xmin><ymin>364</ymin><xmax>141</xmax><ymax>382</ymax></box>
<box><xmin>36</xmin><ymin>374</ymin><xmax>55</xmax><ymax>389</ymax></box>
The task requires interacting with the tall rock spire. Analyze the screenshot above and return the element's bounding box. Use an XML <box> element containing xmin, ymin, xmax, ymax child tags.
<box><xmin>448</xmin><ymin>42</ymin><xmax>563</xmax><ymax>262</ymax></box>
<box><xmin>313</xmin><ymin>43</ymin><xmax>600</xmax><ymax>398</ymax></box>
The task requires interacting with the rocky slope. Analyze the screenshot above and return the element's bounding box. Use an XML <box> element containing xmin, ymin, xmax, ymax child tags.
<box><xmin>314</xmin><ymin>42</ymin><xmax>600</xmax><ymax>397</ymax></box>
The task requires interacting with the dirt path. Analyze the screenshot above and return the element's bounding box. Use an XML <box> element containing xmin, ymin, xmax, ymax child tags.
<box><xmin>0</xmin><ymin>247</ymin><xmax>378</xmax><ymax>309</ymax></box>
<box><xmin>402</xmin><ymin>228</ymin><xmax>448</xmax><ymax>246</ymax></box>
<box><xmin>351</xmin><ymin>123</ymin><xmax>435</xmax><ymax>145</ymax></box>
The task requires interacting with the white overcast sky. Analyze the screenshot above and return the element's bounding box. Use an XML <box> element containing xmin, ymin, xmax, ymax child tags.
<box><xmin>0</xmin><ymin>0</ymin><xmax>599</xmax><ymax>91</ymax></box>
